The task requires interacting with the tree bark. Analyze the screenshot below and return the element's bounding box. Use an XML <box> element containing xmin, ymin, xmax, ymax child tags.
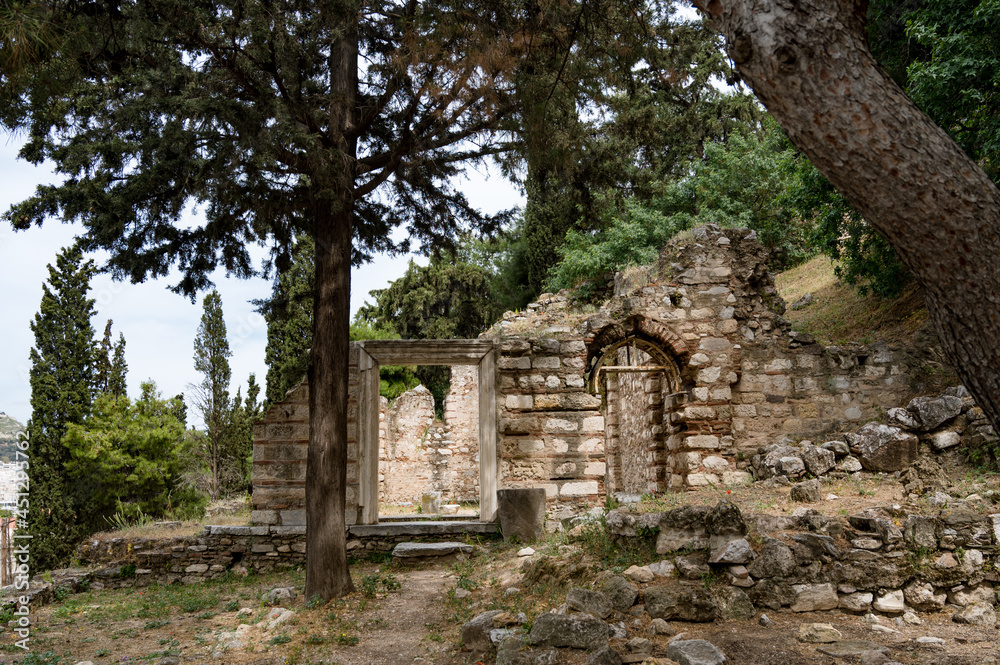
<box><xmin>692</xmin><ymin>0</ymin><xmax>1000</xmax><ymax>434</ymax></box>
<box><xmin>305</xmin><ymin>8</ymin><xmax>358</xmax><ymax>601</ymax></box>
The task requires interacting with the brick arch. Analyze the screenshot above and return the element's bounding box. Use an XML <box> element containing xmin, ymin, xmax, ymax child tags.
<box><xmin>587</xmin><ymin>315</ymin><xmax>690</xmax><ymax>377</ymax></box>
<box><xmin>587</xmin><ymin>315</ymin><xmax>690</xmax><ymax>495</ymax></box>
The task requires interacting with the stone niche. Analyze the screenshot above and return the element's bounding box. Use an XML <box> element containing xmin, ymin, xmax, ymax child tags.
<box><xmin>253</xmin><ymin>225</ymin><xmax>935</xmax><ymax>527</ymax></box>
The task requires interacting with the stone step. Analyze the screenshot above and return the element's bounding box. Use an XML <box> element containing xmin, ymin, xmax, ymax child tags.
<box><xmin>348</xmin><ymin>520</ymin><xmax>497</xmax><ymax>538</ymax></box>
<box><xmin>392</xmin><ymin>541</ymin><xmax>474</xmax><ymax>560</ymax></box>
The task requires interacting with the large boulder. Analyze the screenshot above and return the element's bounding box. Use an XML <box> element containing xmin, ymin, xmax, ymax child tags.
<box><xmin>644</xmin><ymin>584</ymin><xmax>719</xmax><ymax>622</ymax></box>
<box><xmin>567</xmin><ymin>588</ymin><xmax>612</xmax><ymax>619</ymax></box>
<box><xmin>908</xmin><ymin>395</ymin><xmax>963</xmax><ymax>431</ymax></box>
<box><xmin>596</xmin><ymin>574</ymin><xmax>638</xmax><ymax>613</ymax></box>
<box><xmin>799</xmin><ymin>444</ymin><xmax>836</xmax><ymax>476</ymax></box>
<box><xmin>747</xmin><ymin>538</ymin><xmax>795</xmax><ymax>579</ymax></box>
<box><xmin>952</xmin><ymin>602</ymin><xmax>997</xmax><ymax>626</ymax></box>
<box><xmin>851</xmin><ymin>423</ymin><xmax>918</xmax><ymax>472</ymax></box>
<box><xmin>790</xmin><ymin>479</ymin><xmax>821</xmax><ymax>503</ymax></box>
<box><xmin>527</xmin><ymin>613</ymin><xmax>609</xmax><ymax>651</ymax></box>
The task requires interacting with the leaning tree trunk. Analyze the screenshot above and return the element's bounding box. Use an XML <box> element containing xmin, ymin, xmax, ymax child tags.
<box><xmin>305</xmin><ymin>13</ymin><xmax>358</xmax><ymax>602</ymax></box>
<box><xmin>692</xmin><ymin>0</ymin><xmax>1000</xmax><ymax>435</ymax></box>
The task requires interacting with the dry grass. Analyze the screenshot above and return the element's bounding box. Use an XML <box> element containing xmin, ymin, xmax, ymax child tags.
<box><xmin>89</xmin><ymin>498</ymin><xmax>252</xmax><ymax>541</ymax></box>
<box><xmin>775</xmin><ymin>256</ymin><xmax>928</xmax><ymax>346</ymax></box>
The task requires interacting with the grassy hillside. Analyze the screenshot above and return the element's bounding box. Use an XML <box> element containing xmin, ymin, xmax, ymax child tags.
<box><xmin>774</xmin><ymin>255</ymin><xmax>928</xmax><ymax>346</ymax></box>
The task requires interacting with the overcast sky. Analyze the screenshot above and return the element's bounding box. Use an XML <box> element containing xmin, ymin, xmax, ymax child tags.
<box><xmin>0</xmin><ymin>138</ymin><xmax>523</xmax><ymax>426</ymax></box>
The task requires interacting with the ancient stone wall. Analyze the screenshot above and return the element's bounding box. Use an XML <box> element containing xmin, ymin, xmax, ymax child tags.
<box><xmin>380</xmin><ymin>386</ymin><xmax>435</xmax><ymax>504</ymax></box>
<box><xmin>252</xmin><ymin>225</ymin><xmax>945</xmax><ymax>527</ymax></box>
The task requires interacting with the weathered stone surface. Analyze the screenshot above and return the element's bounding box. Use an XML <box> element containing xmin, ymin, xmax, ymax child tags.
<box><xmin>496</xmin><ymin>636</ymin><xmax>559</xmax><ymax>665</ymax></box>
<box><xmin>657</xmin><ymin>505</ymin><xmax>712</xmax><ymax>553</ymax></box>
<box><xmin>676</xmin><ymin>553</ymin><xmax>711</xmax><ymax>580</ymax></box>
<box><xmin>903</xmin><ymin>582</ymin><xmax>946</xmax><ymax>611</ymax></box>
<box><xmin>644</xmin><ymin>584</ymin><xmax>719</xmax><ymax>622</ymax></box>
<box><xmin>262</xmin><ymin>587</ymin><xmax>295</xmax><ymax>605</ymax></box>
<box><xmin>528</xmin><ymin>613</ymin><xmax>609</xmax><ymax>651</ymax></box>
<box><xmin>585</xmin><ymin>646</ymin><xmax>623</xmax><ymax>665</ymax></box>
<box><xmin>648</xmin><ymin>618</ymin><xmax>675</xmax><ymax>635</ymax></box>
<box><xmin>747</xmin><ymin>579</ymin><xmax>793</xmax><ymax>610</ymax></box>
<box><xmin>666</xmin><ymin>639</ymin><xmax>727</xmax><ymax>665</ymax></box>
<box><xmin>705</xmin><ymin>499</ymin><xmax>748</xmax><ymax>537</ymax></box>
<box><xmin>837</xmin><ymin>456</ymin><xmax>863</xmax><ymax>473</ymax></box>
<box><xmin>647</xmin><ymin>560</ymin><xmax>676</xmax><ymax>578</ymax></box>
<box><xmin>872</xmin><ymin>590</ymin><xmax>905</xmax><ymax>613</ymax></box>
<box><xmin>462</xmin><ymin>611</ymin><xmax>504</xmax><ymax>651</ymax></box>
<box><xmin>791</xmin><ymin>533</ymin><xmax>840</xmax><ymax>561</ymax></box>
<box><xmin>747</xmin><ymin>538</ymin><xmax>795</xmax><ymax>579</ymax></box>
<box><xmin>623</xmin><ymin>565</ymin><xmax>654</xmax><ymax>583</ymax></box>
<box><xmin>948</xmin><ymin>582</ymin><xmax>995</xmax><ymax>607</ymax></box>
<box><xmin>797</xmin><ymin>623</ymin><xmax>843</xmax><ymax>643</ymax></box>
<box><xmin>598</xmin><ymin>574</ymin><xmax>639</xmax><ymax>612</ymax></box>
<box><xmin>709</xmin><ymin>538</ymin><xmax>754</xmax><ymax>565</ymax></box>
<box><xmin>821</xmin><ymin>440</ymin><xmax>850</xmax><ymax>457</ymax></box>
<box><xmin>840</xmin><ymin>592</ymin><xmax>874</xmax><ymax>613</ymax></box>
<box><xmin>626</xmin><ymin>637</ymin><xmax>653</xmax><ymax>654</ymax></box>
<box><xmin>800</xmin><ymin>444</ymin><xmax>836</xmax><ymax>476</ymax></box>
<box><xmin>816</xmin><ymin>641</ymin><xmax>887</xmax><ymax>658</ymax></box>
<box><xmin>498</xmin><ymin>488</ymin><xmax>547</xmax><ymax>543</ymax></box>
<box><xmin>715</xmin><ymin>586</ymin><xmax>755</xmax><ymax>620</ymax></box>
<box><xmin>952</xmin><ymin>602</ymin><xmax>996</xmax><ymax>626</ymax></box>
<box><xmin>929</xmin><ymin>430</ymin><xmax>962</xmax><ymax>451</ymax></box>
<box><xmin>886</xmin><ymin>407</ymin><xmax>920</xmax><ymax>430</ymax></box>
<box><xmin>853</xmin><ymin>424</ymin><xmax>918</xmax><ymax>472</ymax></box>
<box><xmin>567</xmin><ymin>587</ymin><xmax>613</xmax><ymax>619</ymax></box>
<box><xmin>790</xmin><ymin>583</ymin><xmax>839</xmax><ymax>612</ymax></box>
<box><xmin>908</xmin><ymin>395</ymin><xmax>963</xmax><ymax>431</ymax></box>
<box><xmin>791</xmin><ymin>479</ymin><xmax>821</xmax><ymax>503</ymax></box>
<box><xmin>392</xmin><ymin>541</ymin><xmax>473</xmax><ymax>558</ymax></box>
<box><xmin>903</xmin><ymin>515</ymin><xmax>938</xmax><ymax>550</ymax></box>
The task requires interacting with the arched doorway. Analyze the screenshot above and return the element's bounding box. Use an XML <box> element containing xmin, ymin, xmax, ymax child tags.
<box><xmin>588</xmin><ymin>317</ymin><xmax>689</xmax><ymax>496</ymax></box>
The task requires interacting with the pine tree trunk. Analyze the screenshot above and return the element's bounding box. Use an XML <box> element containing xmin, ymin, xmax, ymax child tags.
<box><xmin>693</xmin><ymin>0</ymin><xmax>1000</xmax><ymax>434</ymax></box>
<box><xmin>305</xmin><ymin>12</ymin><xmax>358</xmax><ymax>601</ymax></box>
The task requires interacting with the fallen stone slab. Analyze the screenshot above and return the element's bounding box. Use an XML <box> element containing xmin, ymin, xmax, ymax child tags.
<box><xmin>392</xmin><ymin>541</ymin><xmax>473</xmax><ymax>560</ymax></box>
<box><xmin>528</xmin><ymin>612</ymin><xmax>609</xmax><ymax>651</ymax></box>
<box><xmin>666</xmin><ymin>638</ymin><xmax>727</xmax><ymax>665</ymax></box>
<box><xmin>816</xmin><ymin>641</ymin><xmax>888</xmax><ymax>658</ymax></box>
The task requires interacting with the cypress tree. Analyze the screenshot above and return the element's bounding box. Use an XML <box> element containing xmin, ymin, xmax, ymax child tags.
<box><xmin>109</xmin><ymin>333</ymin><xmax>128</xmax><ymax>398</ymax></box>
<box><xmin>192</xmin><ymin>290</ymin><xmax>232</xmax><ymax>499</ymax></box>
<box><xmin>24</xmin><ymin>244</ymin><xmax>96</xmax><ymax>571</ymax></box>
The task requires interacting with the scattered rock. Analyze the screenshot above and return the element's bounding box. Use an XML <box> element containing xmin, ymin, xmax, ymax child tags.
<box><xmin>790</xmin><ymin>479</ymin><xmax>821</xmax><ymax>503</ymax></box>
<box><xmin>528</xmin><ymin>612</ymin><xmax>610</xmax><ymax>651</ymax></box>
<box><xmin>586</xmin><ymin>646</ymin><xmax>623</xmax><ymax>665</ymax></box>
<box><xmin>790</xmin><ymin>583</ymin><xmax>839</xmax><ymax>612</ymax></box>
<box><xmin>715</xmin><ymin>587</ymin><xmax>755</xmax><ymax>620</ymax></box>
<box><xmin>837</xmin><ymin>456</ymin><xmax>864</xmax><ymax>473</ymax></box>
<box><xmin>759</xmin><ymin>614</ymin><xmax>775</xmax><ymax>627</ymax></box>
<box><xmin>852</xmin><ymin>423</ymin><xmax>918</xmax><ymax>472</ymax></box>
<box><xmin>261</xmin><ymin>587</ymin><xmax>296</xmax><ymax>606</ymax></box>
<box><xmin>644</xmin><ymin>584</ymin><xmax>719</xmax><ymax>622</ymax></box>
<box><xmin>821</xmin><ymin>440</ymin><xmax>850</xmax><ymax>457</ymax></box>
<box><xmin>907</xmin><ymin>395</ymin><xmax>963</xmax><ymax>430</ymax></box>
<box><xmin>627</xmin><ymin>637</ymin><xmax>653</xmax><ymax>654</ymax></box>
<box><xmin>791</xmin><ymin>293</ymin><xmax>814</xmax><ymax>310</ymax></box>
<box><xmin>462</xmin><ymin>611</ymin><xmax>504</xmax><ymax>651</ymax></box>
<box><xmin>648</xmin><ymin>618</ymin><xmax>676</xmax><ymax>635</ymax></box>
<box><xmin>624</xmin><ymin>565</ymin><xmax>655</xmax><ymax>583</ymax></box>
<box><xmin>839</xmin><ymin>592</ymin><xmax>873</xmax><ymax>614</ymax></box>
<box><xmin>929</xmin><ymin>430</ymin><xmax>962</xmax><ymax>451</ymax></box>
<box><xmin>598</xmin><ymin>574</ymin><xmax>639</xmax><ymax>612</ymax></box>
<box><xmin>797</xmin><ymin>623</ymin><xmax>842</xmax><ymax>643</ymax></box>
<box><xmin>872</xmin><ymin>590</ymin><xmax>905</xmax><ymax>614</ymax></box>
<box><xmin>646</xmin><ymin>560</ymin><xmax>677</xmax><ymax>578</ymax></box>
<box><xmin>952</xmin><ymin>601</ymin><xmax>997</xmax><ymax>626</ymax></box>
<box><xmin>816</xmin><ymin>641</ymin><xmax>888</xmax><ymax>658</ymax></box>
<box><xmin>886</xmin><ymin>407</ymin><xmax>920</xmax><ymax>430</ymax></box>
<box><xmin>666</xmin><ymin>638</ymin><xmax>727</xmax><ymax>665</ymax></box>
<box><xmin>567</xmin><ymin>588</ymin><xmax>613</xmax><ymax>619</ymax></box>
<box><xmin>901</xmin><ymin>611</ymin><xmax>921</xmax><ymax>625</ymax></box>
<box><xmin>455</xmin><ymin>588</ymin><xmax>472</xmax><ymax>599</ymax></box>
<box><xmin>497</xmin><ymin>636</ymin><xmax>558</xmax><ymax>665</ymax></box>
<box><xmin>799</xmin><ymin>444</ymin><xmax>836</xmax><ymax>477</ymax></box>
<box><xmin>914</xmin><ymin>636</ymin><xmax>945</xmax><ymax>647</ymax></box>
<box><xmin>518</xmin><ymin>547</ymin><xmax>536</xmax><ymax>557</ymax></box>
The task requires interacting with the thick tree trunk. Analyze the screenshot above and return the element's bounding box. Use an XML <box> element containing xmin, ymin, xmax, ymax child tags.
<box><xmin>692</xmin><ymin>0</ymin><xmax>1000</xmax><ymax>434</ymax></box>
<box><xmin>305</xmin><ymin>11</ymin><xmax>358</xmax><ymax>601</ymax></box>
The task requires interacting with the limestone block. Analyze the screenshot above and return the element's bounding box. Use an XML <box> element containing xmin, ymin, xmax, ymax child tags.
<box><xmin>853</xmin><ymin>423</ymin><xmax>918</xmax><ymax>472</ymax></box>
<box><xmin>505</xmin><ymin>395</ymin><xmax>533</xmax><ymax>410</ymax></box>
<box><xmin>499</xmin><ymin>356</ymin><xmax>531</xmax><ymax>370</ymax></box>
<box><xmin>560</xmin><ymin>481</ymin><xmax>599</xmax><ymax>497</ymax></box>
<box><xmin>698</xmin><ymin>367</ymin><xmax>722</xmax><ymax>384</ymax></box>
<box><xmin>498</xmin><ymin>488</ymin><xmax>547</xmax><ymax>543</ymax></box>
<box><xmin>702</xmin><ymin>456</ymin><xmax>729</xmax><ymax>473</ymax></box>
<box><xmin>581</xmin><ymin>416</ymin><xmax>605</xmax><ymax>433</ymax></box>
<box><xmin>872</xmin><ymin>589</ymin><xmax>905</xmax><ymax>613</ymax></box>
<box><xmin>839</xmin><ymin>592</ymin><xmax>873</xmax><ymax>613</ymax></box>
<box><xmin>279</xmin><ymin>509</ymin><xmax>306</xmax><ymax>525</ymax></box>
<box><xmin>790</xmin><ymin>583</ymin><xmax>839</xmax><ymax>612</ymax></box>
<box><xmin>532</xmin><ymin>356</ymin><xmax>561</xmax><ymax>369</ymax></box>
<box><xmin>687</xmin><ymin>435</ymin><xmax>720</xmax><ymax>450</ymax></box>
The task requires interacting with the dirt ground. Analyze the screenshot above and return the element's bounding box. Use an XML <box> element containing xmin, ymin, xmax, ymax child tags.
<box><xmin>10</xmin><ymin>469</ymin><xmax>1000</xmax><ymax>665</ymax></box>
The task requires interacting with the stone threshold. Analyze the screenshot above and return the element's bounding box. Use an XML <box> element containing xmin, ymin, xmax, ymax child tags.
<box><xmin>378</xmin><ymin>514</ymin><xmax>479</xmax><ymax>523</ymax></box>
<box><xmin>348</xmin><ymin>520</ymin><xmax>499</xmax><ymax>538</ymax></box>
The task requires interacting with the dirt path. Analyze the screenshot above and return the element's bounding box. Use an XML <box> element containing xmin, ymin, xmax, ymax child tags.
<box><xmin>324</xmin><ymin>567</ymin><xmax>458</xmax><ymax>665</ymax></box>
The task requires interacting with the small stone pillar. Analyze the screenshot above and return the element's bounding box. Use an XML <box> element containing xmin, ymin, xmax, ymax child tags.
<box><xmin>497</xmin><ymin>488</ymin><xmax>546</xmax><ymax>543</ymax></box>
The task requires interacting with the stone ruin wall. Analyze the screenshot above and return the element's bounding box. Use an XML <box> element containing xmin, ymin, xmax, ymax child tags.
<box><xmin>487</xmin><ymin>226</ymin><xmax>940</xmax><ymax>522</ymax></box>
<box><xmin>252</xmin><ymin>225</ymin><xmax>946</xmax><ymax>527</ymax></box>
<box><xmin>379</xmin><ymin>366</ymin><xmax>480</xmax><ymax>506</ymax></box>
